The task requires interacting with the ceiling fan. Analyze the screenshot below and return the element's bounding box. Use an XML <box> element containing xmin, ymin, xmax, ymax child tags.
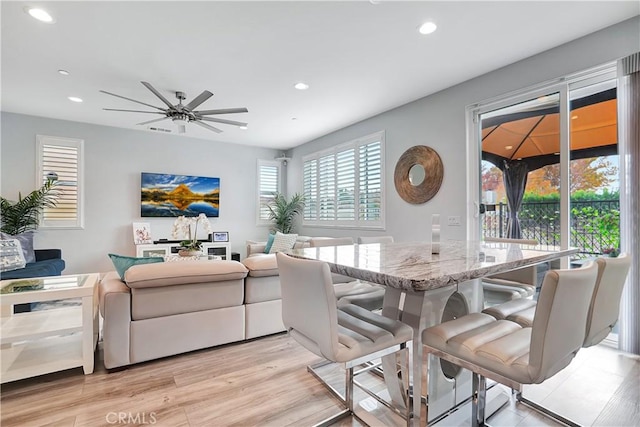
<box><xmin>100</xmin><ymin>81</ymin><xmax>248</xmax><ymax>134</ymax></box>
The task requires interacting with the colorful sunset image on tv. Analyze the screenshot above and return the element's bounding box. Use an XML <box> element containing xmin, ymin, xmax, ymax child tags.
<box><xmin>141</xmin><ymin>173</ymin><xmax>220</xmax><ymax>217</ymax></box>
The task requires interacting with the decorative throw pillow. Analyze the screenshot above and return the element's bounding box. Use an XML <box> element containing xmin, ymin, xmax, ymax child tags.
<box><xmin>0</xmin><ymin>231</ymin><xmax>35</xmax><ymax>264</ymax></box>
<box><xmin>268</xmin><ymin>232</ymin><xmax>298</xmax><ymax>254</ymax></box>
<box><xmin>0</xmin><ymin>239</ymin><xmax>27</xmax><ymax>272</ymax></box>
<box><xmin>108</xmin><ymin>253</ymin><xmax>164</xmax><ymax>280</ymax></box>
<box><xmin>263</xmin><ymin>233</ymin><xmax>276</xmax><ymax>254</ymax></box>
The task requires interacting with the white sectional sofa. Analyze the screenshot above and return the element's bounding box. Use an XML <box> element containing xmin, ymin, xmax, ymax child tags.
<box><xmin>99</xmin><ymin>236</ymin><xmax>383</xmax><ymax>369</ymax></box>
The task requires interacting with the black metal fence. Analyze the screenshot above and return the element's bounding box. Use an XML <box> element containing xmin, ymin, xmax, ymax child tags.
<box><xmin>483</xmin><ymin>200</ymin><xmax>620</xmax><ymax>258</ymax></box>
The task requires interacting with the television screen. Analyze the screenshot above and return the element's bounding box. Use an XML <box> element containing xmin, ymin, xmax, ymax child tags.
<box><xmin>141</xmin><ymin>172</ymin><xmax>220</xmax><ymax>217</ymax></box>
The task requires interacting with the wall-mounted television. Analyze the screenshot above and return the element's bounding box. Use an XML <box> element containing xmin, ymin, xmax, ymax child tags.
<box><xmin>141</xmin><ymin>172</ymin><xmax>220</xmax><ymax>217</ymax></box>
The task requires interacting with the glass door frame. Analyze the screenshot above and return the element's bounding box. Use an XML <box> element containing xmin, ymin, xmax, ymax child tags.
<box><xmin>466</xmin><ymin>63</ymin><xmax>617</xmax><ymax>269</ymax></box>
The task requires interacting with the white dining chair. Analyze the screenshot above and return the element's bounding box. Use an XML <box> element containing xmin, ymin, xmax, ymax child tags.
<box><xmin>421</xmin><ymin>262</ymin><xmax>599</xmax><ymax>427</ymax></box>
<box><xmin>277</xmin><ymin>253</ymin><xmax>413</xmax><ymax>426</ymax></box>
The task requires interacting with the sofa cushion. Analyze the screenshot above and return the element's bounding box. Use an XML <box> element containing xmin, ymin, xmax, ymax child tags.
<box><xmin>245</xmin><ymin>275</ymin><xmax>281</xmax><ymax>303</ymax></box>
<box><xmin>242</xmin><ymin>254</ymin><xmax>279</xmax><ymax>277</ymax></box>
<box><xmin>108</xmin><ymin>253</ymin><xmax>164</xmax><ymax>280</ymax></box>
<box><xmin>124</xmin><ymin>260</ymin><xmax>248</xmax><ymax>289</ymax></box>
<box><xmin>0</xmin><ymin>258</ymin><xmax>65</xmax><ymax>279</ymax></box>
<box><xmin>268</xmin><ymin>232</ymin><xmax>298</xmax><ymax>254</ymax></box>
<box><xmin>0</xmin><ymin>239</ymin><xmax>26</xmax><ymax>272</ymax></box>
<box><xmin>1</xmin><ymin>232</ymin><xmax>35</xmax><ymax>264</ymax></box>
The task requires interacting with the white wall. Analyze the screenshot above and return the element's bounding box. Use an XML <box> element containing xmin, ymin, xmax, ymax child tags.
<box><xmin>1</xmin><ymin>113</ymin><xmax>279</xmax><ymax>273</ymax></box>
<box><xmin>287</xmin><ymin>17</ymin><xmax>640</xmax><ymax>242</ymax></box>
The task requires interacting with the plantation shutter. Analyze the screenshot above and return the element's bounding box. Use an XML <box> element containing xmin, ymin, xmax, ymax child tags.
<box><xmin>257</xmin><ymin>161</ymin><xmax>280</xmax><ymax>222</ymax></box>
<box><xmin>359</xmin><ymin>141</ymin><xmax>382</xmax><ymax>222</ymax></box>
<box><xmin>37</xmin><ymin>135</ymin><xmax>84</xmax><ymax>229</ymax></box>
<box><xmin>302</xmin><ymin>131</ymin><xmax>384</xmax><ymax>228</ymax></box>
<box><xmin>303</xmin><ymin>159</ymin><xmax>318</xmax><ymax>220</ymax></box>
<box><xmin>318</xmin><ymin>154</ymin><xmax>336</xmax><ymax>220</ymax></box>
<box><xmin>336</xmin><ymin>148</ymin><xmax>355</xmax><ymax>220</ymax></box>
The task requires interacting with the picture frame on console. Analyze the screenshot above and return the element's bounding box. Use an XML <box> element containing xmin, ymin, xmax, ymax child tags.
<box><xmin>132</xmin><ymin>222</ymin><xmax>152</xmax><ymax>244</ymax></box>
<box><xmin>213</xmin><ymin>232</ymin><xmax>229</xmax><ymax>242</ymax></box>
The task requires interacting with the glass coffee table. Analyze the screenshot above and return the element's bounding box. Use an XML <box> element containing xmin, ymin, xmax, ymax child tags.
<box><xmin>0</xmin><ymin>273</ymin><xmax>99</xmax><ymax>383</ymax></box>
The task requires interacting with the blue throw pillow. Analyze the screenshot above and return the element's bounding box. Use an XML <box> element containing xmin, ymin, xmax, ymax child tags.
<box><xmin>264</xmin><ymin>233</ymin><xmax>276</xmax><ymax>254</ymax></box>
<box><xmin>108</xmin><ymin>253</ymin><xmax>164</xmax><ymax>280</ymax></box>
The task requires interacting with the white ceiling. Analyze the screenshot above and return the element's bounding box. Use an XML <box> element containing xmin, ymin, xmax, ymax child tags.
<box><xmin>2</xmin><ymin>1</ymin><xmax>638</xmax><ymax>150</ymax></box>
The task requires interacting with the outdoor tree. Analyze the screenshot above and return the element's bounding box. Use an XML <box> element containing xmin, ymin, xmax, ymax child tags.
<box><xmin>481</xmin><ymin>161</ymin><xmax>506</xmax><ymax>202</ymax></box>
<box><xmin>525</xmin><ymin>157</ymin><xmax>617</xmax><ymax>195</ymax></box>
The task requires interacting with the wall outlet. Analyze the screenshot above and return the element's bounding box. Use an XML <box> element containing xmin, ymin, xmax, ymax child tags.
<box><xmin>447</xmin><ymin>216</ymin><xmax>461</xmax><ymax>226</ymax></box>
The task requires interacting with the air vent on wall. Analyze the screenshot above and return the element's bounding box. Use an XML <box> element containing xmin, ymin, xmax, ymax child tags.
<box><xmin>148</xmin><ymin>126</ymin><xmax>172</xmax><ymax>133</ymax></box>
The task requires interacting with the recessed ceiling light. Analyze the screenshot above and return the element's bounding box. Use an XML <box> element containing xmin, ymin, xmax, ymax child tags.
<box><xmin>418</xmin><ymin>22</ymin><xmax>437</xmax><ymax>35</ymax></box>
<box><xmin>505</xmin><ymin>145</ymin><xmax>513</xmax><ymax>150</ymax></box>
<box><xmin>294</xmin><ymin>82</ymin><xmax>309</xmax><ymax>90</ymax></box>
<box><xmin>68</xmin><ymin>97</ymin><xmax>83</xmax><ymax>103</ymax></box>
<box><xmin>571</xmin><ymin>115</ymin><xmax>579</xmax><ymax>120</ymax></box>
<box><xmin>24</xmin><ymin>7</ymin><xmax>55</xmax><ymax>23</ymax></box>
<box><xmin>291</xmin><ymin>117</ymin><xmax>297</xmax><ymax>121</ymax></box>
<box><xmin>58</xmin><ymin>69</ymin><xmax>70</xmax><ymax>76</ymax></box>
<box><xmin>239</xmin><ymin>125</ymin><xmax>248</xmax><ymax>130</ymax></box>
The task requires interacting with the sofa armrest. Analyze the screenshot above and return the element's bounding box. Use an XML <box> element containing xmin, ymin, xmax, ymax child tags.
<box><xmin>99</xmin><ymin>271</ymin><xmax>132</xmax><ymax>369</ymax></box>
<box><xmin>246</xmin><ymin>240</ymin><xmax>267</xmax><ymax>257</ymax></box>
<box><xmin>35</xmin><ymin>249</ymin><xmax>62</xmax><ymax>261</ymax></box>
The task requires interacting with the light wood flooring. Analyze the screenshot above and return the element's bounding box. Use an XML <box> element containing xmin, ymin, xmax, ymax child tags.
<box><xmin>1</xmin><ymin>333</ymin><xmax>638</xmax><ymax>426</ymax></box>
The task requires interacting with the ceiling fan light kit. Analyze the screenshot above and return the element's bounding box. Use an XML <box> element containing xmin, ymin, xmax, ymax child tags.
<box><xmin>100</xmin><ymin>81</ymin><xmax>248</xmax><ymax>134</ymax></box>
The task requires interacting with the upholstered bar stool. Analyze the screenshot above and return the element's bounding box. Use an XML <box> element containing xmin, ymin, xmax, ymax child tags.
<box><xmin>421</xmin><ymin>262</ymin><xmax>599</xmax><ymax>427</ymax></box>
<box><xmin>513</xmin><ymin>253</ymin><xmax>632</xmax><ymax>425</ymax></box>
<box><xmin>482</xmin><ymin>238</ymin><xmax>539</xmax><ymax>304</ymax></box>
<box><xmin>310</xmin><ymin>237</ymin><xmax>386</xmax><ymax>311</ymax></box>
<box><xmin>277</xmin><ymin>253</ymin><xmax>413</xmax><ymax>426</ymax></box>
<box><xmin>484</xmin><ymin>253</ymin><xmax>631</xmax><ymax>330</ymax></box>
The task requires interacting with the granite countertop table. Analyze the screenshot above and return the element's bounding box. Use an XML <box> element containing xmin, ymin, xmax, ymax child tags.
<box><xmin>288</xmin><ymin>239</ymin><xmax>578</xmax><ymax>293</ymax></box>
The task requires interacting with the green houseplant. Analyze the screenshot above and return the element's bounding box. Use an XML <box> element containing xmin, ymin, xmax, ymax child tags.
<box><xmin>1</xmin><ymin>178</ymin><xmax>58</xmax><ymax>235</ymax></box>
<box><xmin>266</xmin><ymin>193</ymin><xmax>305</xmax><ymax>234</ymax></box>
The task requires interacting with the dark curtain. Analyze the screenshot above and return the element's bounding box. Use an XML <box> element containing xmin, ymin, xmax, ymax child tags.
<box><xmin>503</xmin><ymin>160</ymin><xmax>529</xmax><ymax>239</ymax></box>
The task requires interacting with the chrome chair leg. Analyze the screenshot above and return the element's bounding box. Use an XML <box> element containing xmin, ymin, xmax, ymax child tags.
<box><xmin>472</xmin><ymin>373</ymin><xmax>487</xmax><ymax>427</ymax></box>
<box><xmin>515</xmin><ymin>392</ymin><xmax>581</xmax><ymax>427</ymax></box>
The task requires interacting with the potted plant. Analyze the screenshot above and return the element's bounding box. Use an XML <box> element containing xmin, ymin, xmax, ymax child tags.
<box><xmin>1</xmin><ymin>177</ymin><xmax>58</xmax><ymax>236</ymax></box>
<box><xmin>171</xmin><ymin>213</ymin><xmax>213</xmax><ymax>256</ymax></box>
<box><xmin>266</xmin><ymin>193</ymin><xmax>305</xmax><ymax>234</ymax></box>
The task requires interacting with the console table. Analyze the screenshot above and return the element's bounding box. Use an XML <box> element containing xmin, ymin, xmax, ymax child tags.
<box><xmin>0</xmin><ymin>273</ymin><xmax>99</xmax><ymax>383</ymax></box>
<box><xmin>136</xmin><ymin>241</ymin><xmax>231</xmax><ymax>260</ymax></box>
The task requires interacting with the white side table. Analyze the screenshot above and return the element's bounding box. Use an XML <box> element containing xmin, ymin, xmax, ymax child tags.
<box><xmin>0</xmin><ymin>273</ymin><xmax>99</xmax><ymax>383</ymax></box>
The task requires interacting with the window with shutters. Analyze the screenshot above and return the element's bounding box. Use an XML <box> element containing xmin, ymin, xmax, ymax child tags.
<box><xmin>36</xmin><ymin>135</ymin><xmax>84</xmax><ymax>229</ymax></box>
<box><xmin>257</xmin><ymin>160</ymin><xmax>281</xmax><ymax>224</ymax></box>
<box><xmin>302</xmin><ymin>131</ymin><xmax>384</xmax><ymax>229</ymax></box>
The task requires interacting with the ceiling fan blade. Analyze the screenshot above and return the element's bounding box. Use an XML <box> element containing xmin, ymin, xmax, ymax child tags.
<box><xmin>200</xmin><ymin>117</ymin><xmax>248</xmax><ymax>127</ymax></box>
<box><xmin>193</xmin><ymin>107</ymin><xmax>248</xmax><ymax>115</ymax></box>
<box><xmin>141</xmin><ymin>81</ymin><xmax>175</xmax><ymax>109</ymax></box>
<box><xmin>100</xmin><ymin>90</ymin><xmax>166</xmax><ymax>111</ymax></box>
<box><xmin>137</xmin><ymin>117</ymin><xmax>171</xmax><ymax>126</ymax></box>
<box><xmin>184</xmin><ymin>90</ymin><xmax>213</xmax><ymax>111</ymax></box>
<box><xmin>191</xmin><ymin>120</ymin><xmax>223</xmax><ymax>133</ymax></box>
<box><xmin>103</xmin><ymin>108</ymin><xmax>165</xmax><ymax>114</ymax></box>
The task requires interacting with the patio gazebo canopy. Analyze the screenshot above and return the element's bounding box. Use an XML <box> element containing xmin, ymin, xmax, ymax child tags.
<box><xmin>481</xmin><ymin>88</ymin><xmax>618</xmax><ymax>172</ymax></box>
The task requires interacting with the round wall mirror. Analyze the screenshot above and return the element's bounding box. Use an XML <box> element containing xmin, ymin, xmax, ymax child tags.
<box><xmin>394</xmin><ymin>145</ymin><xmax>444</xmax><ymax>204</ymax></box>
<box><xmin>408</xmin><ymin>164</ymin><xmax>426</xmax><ymax>186</ymax></box>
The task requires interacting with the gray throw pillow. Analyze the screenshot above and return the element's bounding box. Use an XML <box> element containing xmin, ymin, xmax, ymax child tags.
<box><xmin>0</xmin><ymin>231</ymin><xmax>36</xmax><ymax>264</ymax></box>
